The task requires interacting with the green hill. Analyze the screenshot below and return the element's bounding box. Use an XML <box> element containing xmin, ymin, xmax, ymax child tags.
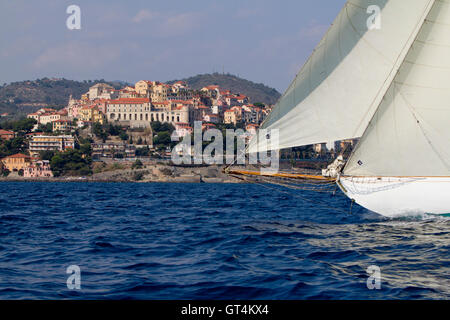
<box><xmin>0</xmin><ymin>74</ymin><xmax>281</xmax><ymax>120</ymax></box>
<box><xmin>168</xmin><ymin>73</ymin><xmax>281</xmax><ymax>105</ymax></box>
<box><xmin>0</xmin><ymin>78</ymin><xmax>124</xmax><ymax>120</ymax></box>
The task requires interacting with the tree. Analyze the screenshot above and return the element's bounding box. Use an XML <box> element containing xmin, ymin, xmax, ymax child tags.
<box><xmin>136</xmin><ymin>146</ymin><xmax>150</xmax><ymax>157</ymax></box>
<box><xmin>1</xmin><ymin>168</ymin><xmax>10</xmax><ymax>177</ymax></box>
<box><xmin>93</xmin><ymin>123</ymin><xmax>108</xmax><ymax>142</ymax></box>
<box><xmin>151</xmin><ymin>121</ymin><xmax>175</xmax><ymax>134</ymax></box>
<box><xmin>79</xmin><ymin>142</ymin><xmax>92</xmax><ymax>156</ymax></box>
<box><xmin>0</xmin><ymin>118</ymin><xmax>37</xmax><ymax>132</ymax></box>
<box><xmin>38</xmin><ymin>123</ymin><xmax>53</xmax><ymax>134</ymax></box>
<box><xmin>39</xmin><ymin>150</ymin><xmax>55</xmax><ymax>161</ymax></box>
<box><xmin>0</xmin><ymin>136</ymin><xmax>27</xmax><ymax>158</ymax></box>
<box><xmin>132</xmin><ymin>159</ymin><xmax>143</xmax><ymax>169</ymax></box>
<box><xmin>50</xmin><ymin>149</ymin><xmax>92</xmax><ymax>177</ymax></box>
<box><xmin>153</xmin><ymin>131</ymin><xmax>172</xmax><ymax>146</ymax></box>
<box><xmin>107</xmin><ymin>124</ymin><xmax>122</xmax><ymax>136</ymax></box>
<box><xmin>119</xmin><ymin>131</ymin><xmax>129</xmax><ymax>141</ymax></box>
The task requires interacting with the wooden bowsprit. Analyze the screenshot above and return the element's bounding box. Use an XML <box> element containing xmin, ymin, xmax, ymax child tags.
<box><xmin>225</xmin><ymin>169</ymin><xmax>336</xmax><ymax>183</ymax></box>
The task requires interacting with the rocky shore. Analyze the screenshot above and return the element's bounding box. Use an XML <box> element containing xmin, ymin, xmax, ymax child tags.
<box><xmin>0</xmin><ymin>164</ymin><xmax>244</xmax><ymax>184</ymax></box>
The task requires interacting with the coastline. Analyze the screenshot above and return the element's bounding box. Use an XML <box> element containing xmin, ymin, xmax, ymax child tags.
<box><xmin>0</xmin><ymin>164</ymin><xmax>244</xmax><ymax>184</ymax></box>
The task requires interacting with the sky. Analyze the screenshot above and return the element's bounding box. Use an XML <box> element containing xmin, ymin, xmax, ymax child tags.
<box><xmin>0</xmin><ymin>0</ymin><xmax>345</xmax><ymax>92</ymax></box>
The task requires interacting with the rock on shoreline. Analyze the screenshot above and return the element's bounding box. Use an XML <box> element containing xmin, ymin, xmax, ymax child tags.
<box><xmin>0</xmin><ymin>164</ymin><xmax>243</xmax><ymax>184</ymax></box>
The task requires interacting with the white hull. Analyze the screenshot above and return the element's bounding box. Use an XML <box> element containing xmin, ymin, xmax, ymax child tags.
<box><xmin>338</xmin><ymin>176</ymin><xmax>450</xmax><ymax>218</ymax></box>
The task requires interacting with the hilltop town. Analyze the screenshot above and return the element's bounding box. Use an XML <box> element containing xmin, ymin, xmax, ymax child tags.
<box><xmin>0</xmin><ymin>78</ymin><xmax>358</xmax><ymax>182</ymax></box>
<box><xmin>0</xmin><ymin>79</ymin><xmax>275</xmax><ymax>182</ymax></box>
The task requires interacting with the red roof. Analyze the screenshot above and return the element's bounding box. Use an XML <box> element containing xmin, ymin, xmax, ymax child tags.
<box><xmin>107</xmin><ymin>98</ymin><xmax>151</xmax><ymax>104</ymax></box>
<box><xmin>0</xmin><ymin>129</ymin><xmax>14</xmax><ymax>135</ymax></box>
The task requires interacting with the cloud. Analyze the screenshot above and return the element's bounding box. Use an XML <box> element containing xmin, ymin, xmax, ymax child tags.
<box><xmin>132</xmin><ymin>9</ymin><xmax>158</xmax><ymax>23</ymax></box>
<box><xmin>130</xmin><ymin>10</ymin><xmax>202</xmax><ymax>37</ymax></box>
<box><xmin>32</xmin><ymin>41</ymin><xmax>122</xmax><ymax>70</ymax></box>
<box><xmin>158</xmin><ymin>12</ymin><xmax>203</xmax><ymax>37</ymax></box>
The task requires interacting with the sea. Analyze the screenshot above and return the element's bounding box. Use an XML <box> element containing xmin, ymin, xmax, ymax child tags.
<box><xmin>0</xmin><ymin>182</ymin><xmax>449</xmax><ymax>300</ymax></box>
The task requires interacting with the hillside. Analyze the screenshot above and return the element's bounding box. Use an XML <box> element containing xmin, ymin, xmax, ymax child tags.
<box><xmin>0</xmin><ymin>74</ymin><xmax>281</xmax><ymax>120</ymax></box>
<box><xmin>168</xmin><ymin>73</ymin><xmax>281</xmax><ymax>105</ymax></box>
<box><xmin>0</xmin><ymin>78</ymin><xmax>124</xmax><ymax>119</ymax></box>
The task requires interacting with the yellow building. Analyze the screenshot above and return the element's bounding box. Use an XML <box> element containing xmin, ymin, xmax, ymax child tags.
<box><xmin>52</xmin><ymin>120</ymin><xmax>73</xmax><ymax>132</ymax></box>
<box><xmin>151</xmin><ymin>82</ymin><xmax>168</xmax><ymax>102</ymax></box>
<box><xmin>1</xmin><ymin>153</ymin><xmax>32</xmax><ymax>172</ymax></box>
<box><xmin>29</xmin><ymin>135</ymin><xmax>75</xmax><ymax>157</ymax></box>
<box><xmin>79</xmin><ymin>106</ymin><xmax>105</xmax><ymax>124</ymax></box>
<box><xmin>224</xmin><ymin>110</ymin><xmax>238</xmax><ymax>125</ymax></box>
<box><xmin>135</xmin><ymin>80</ymin><xmax>152</xmax><ymax>95</ymax></box>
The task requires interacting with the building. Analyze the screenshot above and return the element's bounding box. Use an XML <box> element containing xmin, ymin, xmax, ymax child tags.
<box><xmin>106</xmin><ymin>98</ymin><xmax>190</xmax><ymax>128</ymax></box>
<box><xmin>174</xmin><ymin>123</ymin><xmax>193</xmax><ymax>138</ymax></box>
<box><xmin>313</xmin><ymin>143</ymin><xmax>328</xmax><ymax>154</ymax></box>
<box><xmin>0</xmin><ymin>129</ymin><xmax>15</xmax><ymax>140</ymax></box>
<box><xmin>27</xmin><ymin>108</ymin><xmax>58</xmax><ymax>124</ymax></box>
<box><xmin>245</xmin><ymin>123</ymin><xmax>259</xmax><ymax>135</ymax></box>
<box><xmin>201</xmin><ymin>85</ymin><xmax>220</xmax><ymax>99</ymax></box>
<box><xmin>38</xmin><ymin>113</ymin><xmax>64</xmax><ymax>125</ymax></box>
<box><xmin>29</xmin><ymin>135</ymin><xmax>75</xmax><ymax>156</ymax></box>
<box><xmin>224</xmin><ymin>109</ymin><xmax>239</xmax><ymax>125</ymax></box>
<box><xmin>135</xmin><ymin>80</ymin><xmax>152</xmax><ymax>95</ymax></box>
<box><xmin>92</xmin><ymin>143</ymin><xmax>136</xmax><ymax>160</ymax></box>
<box><xmin>210</xmin><ymin>105</ymin><xmax>223</xmax><ymax>115</ymax></box>
<box><xmin>52</xmin><ymin>120</ymin><xmax>73</xmax><ymax>132</ymax></box>
<box><xmin>151</xmin><ymin>82</ymin><xmax>168</xmax><ymax>102</ymax></box>
<box><xmin>79</xmin><ymin>105</ymin><xmax>105</xmax><ymax>124</ymax></box>
<box><xmin>23</xmin><ymin>160</ymin><xmax>53</xmax><ymax>178</ymax></box>
<box><xmin>171</xmin><ymin>81</ymin><xmax>188</xmax><ymax>94</ymax></box>
<box><xmin>88</xmin><ymin>83</ymin><xmax>116</xmax><ymax>100</ymax></box>
<box><xmin>335</xmin><ymin>139</ymin><xmax>358</xmax><ymax>153</ymax></box>
<box><xmin>203</xmin><ymin>114</ymin><xmax>220</xmax><ymax>123</ymax></box>
<box><xmin>1</xmin><ymin>153</ymin><xmax>32</xmax><ymax>172</ymax></box>
<box><xmin>106</xmin><ymin>98</ymin><xmax>152</xmax><ymax>127</ymax></box>
<box><xmin>235</xmin><ymin>95</ymin><xmax>249</xmax><ymax>105</ymax></box>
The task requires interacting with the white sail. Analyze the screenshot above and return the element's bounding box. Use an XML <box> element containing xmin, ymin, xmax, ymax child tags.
<box><xmin>248</xmin><ymin>0</ymin><xmax>435</xmax><ymax>153</ymax></box>
<box><xmin>345</xmin><ymin>0</ymin><xmax>450</xmax><ymax>177</ymax></box>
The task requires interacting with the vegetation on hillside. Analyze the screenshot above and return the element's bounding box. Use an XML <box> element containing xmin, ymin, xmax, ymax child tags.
<box><xmin>49</xmin><ymin>138</ymin><xmax>93</xmax><ymax>177</ymax></box>
<box><xmin>168</xmin><ymin>73</ymin><xmax>281</xmax><ymax>105</ymax></box>
<box><xmin>151</xmin><ymin>121</ymin><xmax>175</xmax><ymax>151</ymax></box>
<box><xmin>0</xmin><ymin>78</ymin><xmax>125</xmax><ymax>119</ymax></box>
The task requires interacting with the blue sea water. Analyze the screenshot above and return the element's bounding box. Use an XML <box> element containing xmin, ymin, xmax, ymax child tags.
<box><xmin>0</xmin><ymin>182</ymin><xmax>449</xmax><ymax>300</ymax></box>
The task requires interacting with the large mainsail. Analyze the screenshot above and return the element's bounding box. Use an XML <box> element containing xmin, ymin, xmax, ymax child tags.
<box><xmin>345</xmin><ymin>0</ymin><xmax>450</xmax><ymax>177</ymax></box>
<box><xmin>248</xmin><ymin>0</ymin><xmax>435</xmax><ymax>153</ymax></box>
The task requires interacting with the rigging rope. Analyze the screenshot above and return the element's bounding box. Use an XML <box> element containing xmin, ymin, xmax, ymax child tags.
<box><xmin>228</xmin><ymin>173</ymin><xmax>351</xmax><ymax>215</ymax></box>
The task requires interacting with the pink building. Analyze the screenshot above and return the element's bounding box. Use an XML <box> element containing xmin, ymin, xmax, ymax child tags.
<box><xmin>23</xmin><ymin>160</ymin><xmax>53</xmax><ymax>178</ymax></box>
